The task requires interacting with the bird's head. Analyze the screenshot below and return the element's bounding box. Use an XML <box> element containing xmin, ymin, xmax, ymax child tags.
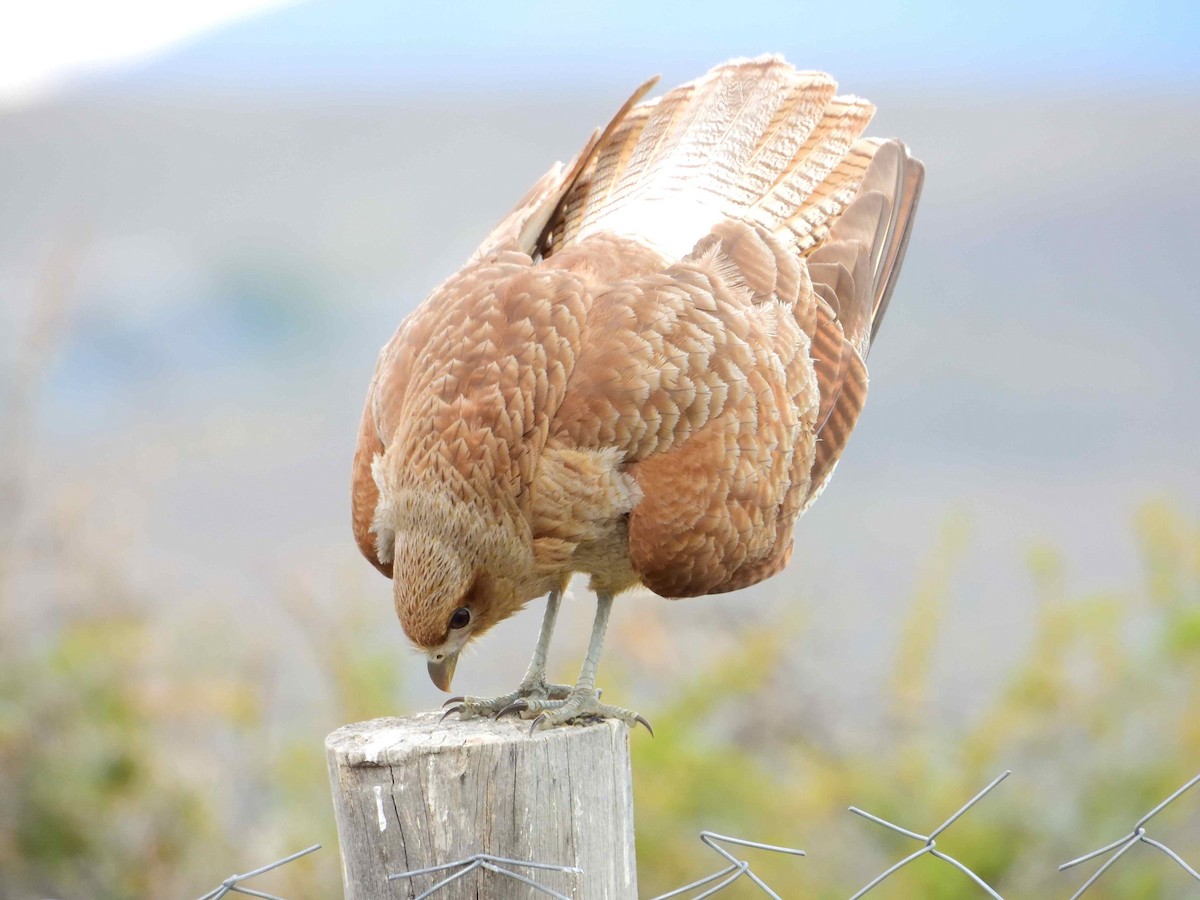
<box><xmin>389</xmin><ymin>532</ymin><xmax>515</xmax><ymax>692</ymax></box>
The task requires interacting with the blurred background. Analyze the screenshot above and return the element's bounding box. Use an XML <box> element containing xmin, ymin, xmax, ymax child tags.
<box><xmin>2</xmin><ymin>1</ymin><xmax>1198</xmax><ymax>897</ymax></box>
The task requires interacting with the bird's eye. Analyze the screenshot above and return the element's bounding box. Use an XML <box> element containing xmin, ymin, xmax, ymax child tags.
<box><xmin>449</xmin><ymin>607</ymin><xmax>471</xmax><ymax>629</ymax></box>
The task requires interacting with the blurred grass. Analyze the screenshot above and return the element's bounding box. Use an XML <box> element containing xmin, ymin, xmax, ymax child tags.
<box><xmin>0</xmin><ymin>536</ymin><xmax>407</xmax><ymax>897</ymax></box>
<box><xmin>2</xmin><ymin>501</ymin><xmax>1198</xmax><ymax>897</ymax></box>
<box><xmin>630</xmin><ymin>502</ymin><xmax>1200</xmax><ymax>898</ymax></box>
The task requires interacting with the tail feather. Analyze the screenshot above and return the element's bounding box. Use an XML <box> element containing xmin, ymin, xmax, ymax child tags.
<box><xmin>869</xmin><ymin>152</ymin><xmax>925</xmax><ymax>342</ymax></box>
<box><xmin>543</xmin><ymin>55</ymin><xmax>923</xmax><ymax>356</ymax></box>
<box><xmin>595</xmin><ymin>82</ymin><xmax>698</xmax><ymax>220</ymax></box>
<box><xmin>754</xmin><ymin>96</ymin><xmax>874</xmax><ymax>214</ymax></box>
<box><xmin>551</xmin><ymin>96</ymin><xmax>660</xmax><ymax>249</ymax></box>
<box><xmin>547</xmin><ymin>56</ymin><xmax>887</xmax><ymax>268</ymax></box>
<box><xmin>741</xmin><ymin>72</ymin><xmax>838</xmax><ymax>206</ymax></box>
<box><xmin>551</xmin><ymin>56</ymin><xmax>850</xmax><ymax>260</ymax></box>
<box><xmin>808</xmin><ymin>138</ymin><xmax>924</xmax><ymax>355</ymax></box>
<box><xmin>758</xmin><ymin>102</ymin><xmax>876</xmax><ymax>252</ymax></box>
<box><xmin>801</xmin><ymin>138</ymin><xmax>924</xmax><ymax>506</ymax></box>
<box><xmin>658</xmin><ymin>60</ymin><xmax>810</xmax><ymax>211</ymax></box>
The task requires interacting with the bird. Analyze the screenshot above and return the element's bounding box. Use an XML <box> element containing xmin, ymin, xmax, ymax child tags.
<box><xmin>351</xmin><ymin>55</ymin><xmax>923</xmax><ymax>732</ymax></box>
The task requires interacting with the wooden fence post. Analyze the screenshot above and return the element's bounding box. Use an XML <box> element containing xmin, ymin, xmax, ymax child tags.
<box><xmin>326</xmin><ymin>711</ymin><xmax>638</xmax><ymax>899</ymax></box>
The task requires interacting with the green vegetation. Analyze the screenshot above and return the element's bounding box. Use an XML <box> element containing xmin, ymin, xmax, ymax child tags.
<box><xmin>1</xmin><ymin>504</ymin><xmax>1197</xmax><ymax>898</ymax></box>
<box><xmin>632</xmin><ymin>503</ymin><xmax>1200</xmax><ymax>898</ymax></box>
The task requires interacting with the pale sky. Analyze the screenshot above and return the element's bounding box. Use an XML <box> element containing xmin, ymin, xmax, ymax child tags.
<box><xmin>2</xmin><ymin>1</ymin><xmax>1195</xmax><ymax>107</ymax></box>
<box><xmin>0</xmin><ymin>0</ymin><xmax>298</xmax><ymax>106</ymax></box>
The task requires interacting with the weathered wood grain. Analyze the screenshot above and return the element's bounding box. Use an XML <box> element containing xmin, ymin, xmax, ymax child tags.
<box><xmin>326</xmin><ymin>711</ymin><xmax>637</xmax><ymax>899</ymax></box>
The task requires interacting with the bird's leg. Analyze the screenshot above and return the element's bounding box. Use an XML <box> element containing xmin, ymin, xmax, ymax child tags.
<box><xmin>514</xmin><ymin>586</ymin><xmax>573</xmax><ymax>699</ymax></box>
<box><xmin>501</xmin><ymin>591</ymin><xmax>651</xmax><ymax>734</ymax></box>
<box><xmin>442</xmin><ymin>589</ymin><xmax>571</xmax><ymax>720</ymax></box>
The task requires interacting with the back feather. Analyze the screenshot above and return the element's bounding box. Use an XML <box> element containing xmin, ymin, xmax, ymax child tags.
<box><xmin>541</xmin><ymin>56</ymin><xmax>924</xmax><ymax>512</ymax></box>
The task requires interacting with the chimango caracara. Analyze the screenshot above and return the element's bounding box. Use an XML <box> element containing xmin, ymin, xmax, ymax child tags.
<box><xmin>352</xmin><ymin>56</ymin><xmax>923</xmax><ymax>732</ymax></box>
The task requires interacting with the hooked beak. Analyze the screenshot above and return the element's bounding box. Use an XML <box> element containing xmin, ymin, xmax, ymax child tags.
<box><xmin>427</xmin><ymin>650</ymin><xmax>459</xmax><ymax>692</ymax></box>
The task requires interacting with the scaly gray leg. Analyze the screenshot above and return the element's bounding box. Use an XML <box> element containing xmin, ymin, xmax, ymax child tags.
<box><xmin>500</xmin><ymin>591</ymin><xmax>652</xmax><ymax>735</ymax></box>
<box><xmin>442</xmin><ymin>589</ymin><xmax>572</xmax><ymax>720</ymax></box>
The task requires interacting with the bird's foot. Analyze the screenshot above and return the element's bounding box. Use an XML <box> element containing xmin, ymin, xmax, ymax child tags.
<box><xmin>499</xmin><ymin>687</ymin><xmax>653</xmax><ymax>736</ymax></box>
<box><xmin>441</xmin><ymin>680</ymin><xmax>572</xmax><ymax>721</ymax></box>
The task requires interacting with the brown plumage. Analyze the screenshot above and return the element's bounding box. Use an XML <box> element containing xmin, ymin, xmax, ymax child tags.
<box><xmin>351</xmin><ymin>55</ymin><xmax>924</xmax><ymax>729</ymax></box>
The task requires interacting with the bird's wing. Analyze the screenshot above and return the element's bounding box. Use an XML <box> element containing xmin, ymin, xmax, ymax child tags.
<box><xmin>549</xmin><ymin>245</ymin><xmax>810</xmax><ymax>598</ymax></box>
<box><xmin>352</xmin><ymin>324</ymin><xmax>419</xmax><ymax>576</ymax></box>
<box><xmin>351</xmin><ymin>392</ymin><xmax>391</xmax><ymax>577</ymax></box>
<box><xmin>350</xmin><ymin>279</ymin><xmax>458</xmax><ymax>576</ymax></box>
<box><xmin>807</xmin><ymin>138</ymin><xmax>925</xmax><ymax>356</ymax></box>
<box><xmin>548</xmin><ymin>58</ymin><xmax>923</xmax><ymax>597</ymax></box>
<box><xmin>803</xmin><ymin>139</ymin><xmax>924</xmax><ymax>506</ymax></box>
<box><xmin>352</xmin><ymin>78</ymin><xmax>658</xmax><ymax>576</ymax></box>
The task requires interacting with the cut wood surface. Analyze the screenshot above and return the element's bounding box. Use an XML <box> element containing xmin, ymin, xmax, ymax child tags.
<box><xmin>326</xmin><ymin>712</ymin><xmax>637</xmax><ymax>899</ymax></box>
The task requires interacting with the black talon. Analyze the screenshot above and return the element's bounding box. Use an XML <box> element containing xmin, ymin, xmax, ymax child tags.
<box><xmin>529</xmin><ymin>714</ymin><xmax>547</xmax><ymax>736</ymax></box>
<box><xmin>440</xmin><ymin>706</ymin><xmax>463</xmax><ymax>723</ymax></box>
<box><xmin>496</xmin><ymin>700</ymin><xmax>528</xmax><ymax>720</ymax></box>
<box><xmin>442</xmin><ymin>695</ymin><xmax>465</xmax><ymax>708</ymax></box>
<box><xmin>634</xmin><ymin>714</ymin><xmax>654</xmax><ymax>737</ymax></box>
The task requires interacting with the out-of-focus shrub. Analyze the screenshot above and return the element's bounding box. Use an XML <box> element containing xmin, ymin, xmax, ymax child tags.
<box><xmin>631</xmin><ymin>503</ymin><xmax>1200</xmax><ymax>899</ymax></box>
<box><xmin>3</xmin><ymin>391</ymin><xmax>1197</xmax><ymax>900</ymax></box>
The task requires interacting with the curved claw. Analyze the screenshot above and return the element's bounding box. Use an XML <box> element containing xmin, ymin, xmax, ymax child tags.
<box><xmin>439</xmin><ymin>705</ymin><xmax>463</xmax><ymax>723</ymax></box>
<box><xmin>442</xmin><ymin>695</ymin><xmax>465</xmax><ymax>708</ymax></box>
<box><xmin>496</xmin><ymin>700</ymin><xmax>528</xmax><ymax>720</ymax></box>
<box><xmin>634</xmin><ymin>714</ymin><xmax>654</xmax><ymax>737</ymax></box>
<box><xmin>529</xmin><ymin>713</ymin><xmax>548</xmax><ymax>736</ymax></box>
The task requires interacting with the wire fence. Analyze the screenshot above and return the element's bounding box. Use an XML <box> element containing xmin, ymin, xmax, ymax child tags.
<box><xmin>196</xmin><ymin>844</ymin><xmax>322</xmax><ymax>900</ymax></box>
<box><xmin>646</xmin><ymin>832</ymin><xmax>805</xmax><ymax>900</ymax></box>
<box><xmin>845</xmin><ymin>769</ymin><xmax>1011</xmax><ymax>899</ymax></box>
<box><xmin>205</xmin><ymin>769</ymin><xmax>1199</xmax><ymax>899</ymax></box>
<box><xmin>1058</xmin><ymin>770</ymin><xmax>1200</xmax><ymax>900</ymax></box>
<box><xmin>388</xmin><ymin>854</ymin><xmax>583</xmax><ymax>900</ymax></box>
